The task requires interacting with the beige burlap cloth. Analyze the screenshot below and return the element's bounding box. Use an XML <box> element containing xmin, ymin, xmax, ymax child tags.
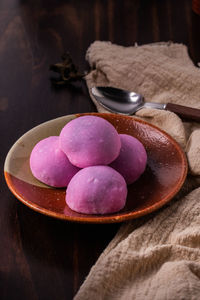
<box><xmin>75</xmin><ymin>42</ymin><xmax>200</xmax><ymax>300</ymax></box>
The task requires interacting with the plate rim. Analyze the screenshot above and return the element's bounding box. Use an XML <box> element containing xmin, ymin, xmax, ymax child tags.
<box><xmin>4</xmin><ymin>112</ymin><xmax>188</xmax><ymax>223</ymax></box>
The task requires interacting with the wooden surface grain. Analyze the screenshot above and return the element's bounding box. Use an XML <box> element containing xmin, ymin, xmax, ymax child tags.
<box><xmin>1</xmin><ymin>0</ymin><xmax>200</xmax><ymax>299</ymax></box>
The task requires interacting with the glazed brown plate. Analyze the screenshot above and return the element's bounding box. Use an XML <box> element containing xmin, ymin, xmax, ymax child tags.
<box><xmin>4</xmin><ymin>113</ymin><xmax>188</xmax><ymax>223</ymax></box>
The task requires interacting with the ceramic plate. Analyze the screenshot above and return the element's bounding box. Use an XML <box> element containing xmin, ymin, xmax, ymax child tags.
<box><xmin>4</xmin><ymin>113</ymin><xmax>188</xmax><ymax>223</ymax></box>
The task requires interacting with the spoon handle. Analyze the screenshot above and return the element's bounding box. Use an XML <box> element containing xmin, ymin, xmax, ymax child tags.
<box><xmin>166</xmin><ymin>103</ymin><xmax>200</xmax><ymax>122</ymax></box>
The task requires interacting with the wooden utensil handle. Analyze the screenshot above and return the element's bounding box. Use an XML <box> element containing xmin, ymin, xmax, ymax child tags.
<box><xmin>166</xmin><ymin>103</ymin><xmax>200</xmax><ymax>122</ymax></box>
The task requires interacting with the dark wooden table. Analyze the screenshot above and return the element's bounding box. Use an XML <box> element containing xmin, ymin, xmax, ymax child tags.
<box><xmin>1</xmin><ymin>0</ymin><xmax>200</xmax><ymax>299</ymax></box>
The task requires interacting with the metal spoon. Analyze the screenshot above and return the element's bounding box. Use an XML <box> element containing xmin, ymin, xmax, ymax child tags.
<box><xmin>92</xmin><ymin>86</ymin><xmax>200</xmax><ymax>122</ymax></box>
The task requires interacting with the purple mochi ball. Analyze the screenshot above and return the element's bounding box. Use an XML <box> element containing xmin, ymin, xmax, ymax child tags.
<box><xmin>30</xmin><ymin>136</ymin><xmax>80</xmax><ymax>187</ymax></box>
<box><xmin>110</xmin><ymin>134</ymin><xmax>147</xmax><ymax>185</ymax></box>
<box><xmin>59</xmin><ymin>116</ymin><xmax>121</xmax><ymax>168</ymax></box>
<box><xmin>66</xmin><ymin>166</ymin><xmax>127</xmax><ymax>214</ymax></box>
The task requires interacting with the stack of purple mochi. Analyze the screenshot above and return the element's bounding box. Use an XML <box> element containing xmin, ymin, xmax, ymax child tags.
<box><xmin>30</xmin><ymin>116</ymin><xmax>147</xmax><ymax>215</ymax></box>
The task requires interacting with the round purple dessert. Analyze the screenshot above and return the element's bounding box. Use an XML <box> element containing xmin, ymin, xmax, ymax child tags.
<box><xmin>30</xmin><ymin>136</ymin><xmax>80</xmax><ymax>187</ymax></box>
<box><xmin>66</xmin><ymin>166</ymin><xmax>127</xmax><ymax>214</ymax></box>
<box><xmin>110</xmin><ymin>134</ymin><xmax>147</xmax><ymax>184</ymax></box>
<box><xmin>59</xmin><ymin>115</ymin><xmax>121</xmax><ymax>168</ymax></box>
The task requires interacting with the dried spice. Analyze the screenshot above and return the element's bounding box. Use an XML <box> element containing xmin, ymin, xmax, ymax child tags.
<box><xmin>50</xmin><ymin>52</ymin><xmax>86</xmax><ymax>85</ymax></box>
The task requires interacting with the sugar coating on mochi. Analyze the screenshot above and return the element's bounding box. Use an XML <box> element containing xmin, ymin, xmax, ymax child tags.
<box><xmin>59</xmin><ymin>116</ymin><xmax>121</xmax><ymax>168</ymax></box>
<box><xmin>66</xmin><ymin>166</ymin><xmax>127</xmax><ymax>214</ymax></box>
<box><xmin>30</xmin><ymin>136</ymin><xmax>80</xmax><ymax>187</ymax></box>
<box><xmin>110</xmin><ymin>134</ymin><xmax>147</xmax><ymax>185</ymax></box>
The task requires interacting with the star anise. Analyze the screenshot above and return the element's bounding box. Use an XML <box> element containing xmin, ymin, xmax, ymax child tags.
<box><xmin>50</xmin><ymin>52</ymin><xmax>86</xmax><ymax>85</ymax></box>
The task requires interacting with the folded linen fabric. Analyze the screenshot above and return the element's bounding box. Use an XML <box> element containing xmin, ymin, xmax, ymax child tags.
<box><xmin>75</xmin><ymin>42</ymin><xmax>200</xmax><ymax>300</ymax></box>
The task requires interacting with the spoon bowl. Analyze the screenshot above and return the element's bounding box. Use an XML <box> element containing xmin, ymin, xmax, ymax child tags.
<box><xmin>92</xmin><ymin>86</ymin><xmax>165</xmax><ymax>115</ymax></box>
